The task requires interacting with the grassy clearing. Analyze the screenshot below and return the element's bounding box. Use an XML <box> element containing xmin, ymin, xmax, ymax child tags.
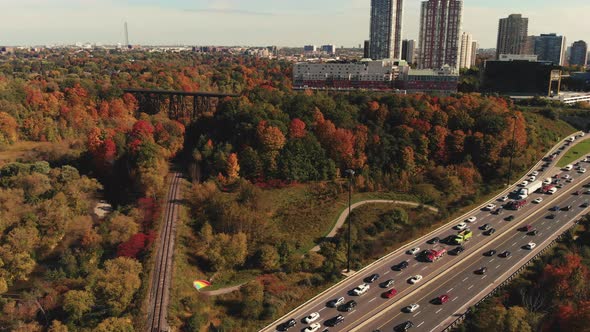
<box><xmin>0</xmin><ymin>140</ymin><xmax>82</xmax><ymax>165</ymax></box>
<box><xmin>557</xmin><ymin>138</ymin><xmax>590</xmax><ymax>167</ymax></box>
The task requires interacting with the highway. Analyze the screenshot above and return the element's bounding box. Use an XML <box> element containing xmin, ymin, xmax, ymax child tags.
<box><xmin>260</xmin><ymin>133</ymin><xmax>588</xmax><ymax>332</ymax></box>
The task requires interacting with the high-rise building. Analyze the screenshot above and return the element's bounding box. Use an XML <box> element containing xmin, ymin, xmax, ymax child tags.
<box><xmin>401</xmin><ymin>39</ymin><xmax>417</xmax><ymax>64</ymax></box>
<box><xmin>496</xmin><ymin>14</ymin><xmax>528</xmax><ymax>58</ymax></box>
<box><xmin>459</xmin><ymin>32</ymin><xmax>473</xmax><ymax>68</ymax></box>
<box><xmin>369</xmin><ymin>0</ymin><xmax>404</xmax><ymax>60</ymax></box>
<box><xmin>418</xmin><ymin>0</ymin><xmax>463</xmax><ymax>70</ymax></box>
<box><xmin>303</xmin><ymin>45</ymin><xmax>317</xmax><ymax>54</ymax></box>
<box><xmin>364</xmin><ymin>40</ymin><xmax>370</xmax><ymax>59</ymax></box>
<box><xmin>569</xmin><ymin>41</ymin><xmax>588</xmax><ymax>67</ymax></box>
<box><xmin>470</xmin><ymin>41</ymin><xmax>478</xmax><ymax>67</ymax></box>
<box><xmin>533</xmin><ymin>33</ymin><xmax>566</xmax><ymax>65</ymax></box>
<box><xmin>321</xmin><ymin>45</ymin><xmax>336</xmax><ymax>55</ymax></box>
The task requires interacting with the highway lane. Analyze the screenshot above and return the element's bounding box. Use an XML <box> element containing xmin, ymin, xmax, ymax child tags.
<box><xmin>363</xmin><ymin>174</ymin><xmax>590</xmax><ymax>332</ymax></box>
<box><xmin>261</xmin><ymin>134</ymin><xmax>585</xmax><ymax>332</ymax></box>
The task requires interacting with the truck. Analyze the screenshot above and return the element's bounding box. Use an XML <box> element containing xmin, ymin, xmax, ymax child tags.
<box><xmin>518</xmin><ymin>180</ymin><xmax>543</xmax><ymax>199</ymax></box>
<box><xmin>507</xmin><ymin>199</ymin><xmax>527</xmax><ymax>210</ymax></box>
<box><xmin>453</xmin><ymin>229</ymin><xmax>473</xmax><ymax>245</ymax></box>
<box><xmin>426</xmin><ymin>248</ymin><xmax>447</xmax><ymax>262</ymax></box>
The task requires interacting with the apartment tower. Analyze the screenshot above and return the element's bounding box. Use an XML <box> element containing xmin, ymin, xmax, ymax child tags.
<box><xmin>369</xmin><ymin>0</ymin><xmax>404</xmax><ymax>60</ymax></box>
<box><xmin>496</xmin><ymin>14</ymin><xmax>529</xmax><ymax>59</ymax></box>
<box><xmin>570</xmin><ymin>41</ymin><xmax>588</xmax><ymax>67</ymax></box>
<box><xmin>459</xmin><ymin>32</ymin><xmax>473</xmax><ymax>69</ymax></box>
<box><xmin>418</xmin><ymin>0</ymin><xmax>463</xmax><ymax>69</ymax></box>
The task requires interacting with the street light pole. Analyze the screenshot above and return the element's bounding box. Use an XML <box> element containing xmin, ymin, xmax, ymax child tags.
<box><xmin>507</xmin><ymin>115</ymin><xmax>518</xmax><ymax>187</ymax></box>
<box><xmin>345</xmin><ymin>169</ymin><xmax>355</xmax><ymax>273</ymax></box>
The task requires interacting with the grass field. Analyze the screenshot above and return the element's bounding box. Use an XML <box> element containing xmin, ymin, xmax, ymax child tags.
<box><xmin>557</xmin><ymin>138</ymin><xmax>590</xmax><ymax>167</ymax></box>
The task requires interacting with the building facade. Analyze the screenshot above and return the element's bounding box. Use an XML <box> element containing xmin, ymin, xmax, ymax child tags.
<box><xmin>459</xmin><ymin>32</ymin><xmax>473</xmax><ymax>68</ymax></box>
<box><xmin>534</xmin><ymin>33</ymin><xmax>566</xmax><ymax>66</ymax></box>
<box><xmin>496</xmin><ymin>14</ymin><xmax>529</xmax><ymax>59</ymax></box>
<box><xmin>321</xmin><ymin>45</ymin><xmax>336</xmax><ymax>55</ymax></box>
<box><xmin>470</xmin><ymin>40</ymin><xmax>478</xmax><ymax>67</ymax></box>
<box><xmin>369</xmin><ymin>0</ymin><xmax>404</xmax><ymax>60</ymax></box>
<box><xmin>570</xmin><ymin>40</ymin><xmax>588</xmax><ymax>67</ymax></box>
<box><xmin>418</xmin><ymin>0</ymin><xmax>463</xmax><ymax>70</ymax></box>
<box><xmin>303</xmin><ymin>45</ymin><xmax>317</xmax><ymax>54</ymax></box>
<box><xmin>402</xmin><ymin>39</ymin><xmax>417</xmax><ymax>64</ymax></box>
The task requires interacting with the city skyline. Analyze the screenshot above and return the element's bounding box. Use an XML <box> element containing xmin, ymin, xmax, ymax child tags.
<box><xmin>1</xmin><ymin>0</ymin><xmax>589</xmax><ymax>48</ymax></box>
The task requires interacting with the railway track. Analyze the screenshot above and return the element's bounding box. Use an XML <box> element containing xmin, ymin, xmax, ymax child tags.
<box><xmin>146</xmin><ymin>172</ymin><xmax>182</xmax><ymax>332</ymax></box>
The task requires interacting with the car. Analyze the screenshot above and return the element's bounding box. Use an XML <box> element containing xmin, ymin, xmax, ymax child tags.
<box><xmin>581</xmin><ymin>169</ymin><xmax>588</xmax><ymax>174</ymax></box>
<box><xmin>452</xmin><ymin>246</ymin><xmax>465</xmax><ymax>255</ymax></box>
<box><xmin>339</xmin><ymin>300</ymin><xmax>357</xmax><ymax>312</ymax></box>
<box><xmin>525</xmin><ymin>242</ymin><xmax>537</xmax><ymax>250</ymax></box>
<box><xmin>498</xmin><ymin>196</ymin><xmax>509</xmax><ymax>202</ymax></box>
<box><xmin>575</xmin><ymin>190</ymin><xmax>582</xmax><ymax>195</ymax></box>
<box><xmin>499</xmin><ymin>251</ymin><xmax>511</xmax><ymax>258</ymax></box>
<box><xmin>325</xmin><ymin>315</ymin><xmax>344</xmax><ymax>327</ymax></box>
<box><xmin>564</xmin><ymin>165</ymin><xmax>574</xmax><ymax>171</ymax></box>
<box><xmin>484</xmin><ymin>250</ymin><xmax>497</xmax><ymax>256</ymax></box>
<box><xmin>562</xmin><ymin>205</ymin><xmax>573</xmax><ymax>211</ymax></box>
<box><xmin>394</xmin><ymin>321</ymin><xmax>414</xmax><ymax>332</ymax></box>
<box><xmin>531</xmin><ymin>171</ymin><xmax>539</xmax><ymax>176</ymax></box>
<box><xmin>582</xmin><ymin>201</ymin><xmax>590</xmax><ymax>208</ymax></box>
<box><xmin>481</xmin><ymin>223</ymin><xmax>492</xmax><ymax>231</ymax></box>
<box><xmin>351</xmin><ymin>284</ymin><xmax>370</xmax><ymax>296</ymax></box>
<box><xmin>533</xmin><ymin>197</ymin><xmax>543</xmax><ymax>204</ymax></box>
<box><xmin>303</xmin><ymin>323</ymin><xmax>321</xmax><ymax>332</ymax></box>
<box><xmin>493</xmin><ymin>207</ymin><xmax>504</xmax><ymax>215</ymax></box>
<box><xmin>521</xmin><ymin>225</ymin><xmax>533</xmax><ymax>232</ymax></box>
<box><xmin>505</xmin><ymin>215</ymin><xmax>516</xmax><ymax>221</ymax></box>
<box><xmin>519</xmin><ymin>181</ymin><xmax>529</xmax><ymax>187</ymax></box>
<box><xmin>407</xmin><ymin>247</ymin><xmax>420</xmax><ymax>255</ymax></box>
<box><xmin>455</xmin><ymin>222</ymin><xmax>468</xmax><ymax>230</ymax></box>
<box><xmin>567</xmin><ymin>178</ymin><xmax>574</xmax><ymax>183</ymax></box>
<box><xmin>393</xmin><ymin>261</ymin><xmax>409</xmax><ymax>270</ymax></box>
<box><xmin>278</xmin><ymin>318</ymin><xmax>296</xmax><ymax>331</ymax></box>
<box><xmin>403</xmin><ymin>304</ymin><xmax>420</xmax><ymax>313</ymax></box>
<box><xmin>475</xmin><ymin>267</ymin><xmax>488</xmax><ymax>274</ymax></box>
<box><xmin>381</xmin><ymin>279</ymin><xmax>395</xmax><ymax>288</ymax></box>
<box><xmin>543</xmin><ymin>178</ymin><xmax>552</xmax><ymax>185</ymax></box>
<box><xmin>365</xmin><ymin>273</ymin><xmax>380</xmax><ymax>283</ymax></box>
<box><xmin>547</xmin><ymin>214</ymin><xmax>556</xmax><ymax>219</ymax></box>
<box><xmin>551</xmin><ymin>205</ymin><xmax>561</xmax><ymax>211</ymax></box>
<box><xmin>303</xmin><ymin>312</ymin><xmax>320</xmax><ymax>324</ymax></box>
<box><xmin>466</xmin><ymin>216</ymin><xmax>477</xmax><ymax>223</ymax></box>
<box><xmin>428</xmin><ymin>237</ymin><xmax>440</xmax><ymax>244</ymax></box>
<box><xmin>529</xmin><ymin>176</ymin><xmax>536</xmax><ymax>182</ymax></box>
<box><xmin>437</xmin><ymin>294</ymin><xmax>450</xmax><ymax>304</ymax></box>
<box><xmin>484</xmin><ymin>228</ymin><xmax>496</xmax><ymax>236</ymax></box>
<box><xmin>563</xmin><ymin>174</ymin><xmax>571</xmax><ymax>179</ymax></box>
<box><xmin>586</xmin><ymin>189</ymin><xmax>590</xmax><ymax>194</ymax></box>
<box><xmin>327</xmin><ymin>297</ymin><xmax>345</xmax><ymax>308</ymax></box>
<box><xmin>383</xmin><ymin>288</ymin><xmax>398</xmax><ymax>299</ymax></box>
<box><xmin>408</xmin><ymin>275</ymin><xmax>423</xmax><ymax>284</ymax></box>
<box><xmin>484</xmin><ymin>204</ymin><xmax>496</xmax><ymax>211</ymax></box>
<box><xmin>555</xmin><ymin>184</ymin><xmax>564</xmax><ymax>189</ymax></box>
<box><xmin>528</xmin><ymin>230</ymin><xmax>539</xmax><ymax>236</ymax></box>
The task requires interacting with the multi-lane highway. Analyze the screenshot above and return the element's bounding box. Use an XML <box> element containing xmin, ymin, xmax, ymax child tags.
<box><xmin>261</xmin><ymin>133</ymin><xmax>588</xmax><ymax>332</ymax></box>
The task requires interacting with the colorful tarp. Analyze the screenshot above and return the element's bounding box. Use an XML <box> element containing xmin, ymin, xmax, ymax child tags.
<box><xmin>193</xmin><ymin>280</ymin><xmax>211</xmax><ymax>291</ymax></box>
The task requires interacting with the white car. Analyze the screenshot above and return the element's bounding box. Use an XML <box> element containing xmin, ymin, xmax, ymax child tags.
<box><xmin>409</xmin><ymin>275</ymin><xmax>423</xmax><ymax>284</ymax></box>
<box><xmin>466</xmin><ymin>216</ymin><xmax>477</xmax><ymax>223</ymax></box>
<box><xmin>583</xmin><ymin>158</ymin><xmax>588</xmax><ymax>162</ymax></box>
<box><xmin>519</xmin><ymin>181</ymin><xmax>529</xmax><ymax>187</ymax></box>
<box><xmin>564</xmin><ymin>165</ymin><xmax>574</xmax><ymax>171</ymax></box>
<box><xmin>525</xmin><ymin>242</ymin><xmax>536</xmax><ymax>250</ymax></box>
<box><xmin>303</xmin><ymin>323</ymin><xmax>321</xmax><ymax>332</ymax></box>
<box><xmin>498</xmin><ymin>196</ymin><xmax>509</xmax><ymax>202</ymax></box>
<box><xmin>548</xmin><ymin>187</ymin><xmax>558</xmax><ymax>195</ymax></box>
<box><xmin>567</xmin><ymin>178</ymin><xmax>574</xmax><ymax>183</ymax></box>
<box><xmin>528</xmin><ymin>176</ymin><xmax>536</xmax><ymax>182</ymax></box>
<box><xmin>533</xmin><ymin>197</ymin><xmax>543</xmax><ymax>204</ymax></box>
<box><xmin>484</xmin><ymin>204</ymin><xmax>496</xmax><ymax>211</ymax></box>
<box><xmin>531</xmin><ymin>171</ymin><xmax>539</xmax><ymax>177</ymax></box>
<box><xmin>563</xmin><ymin>174</ymin><xmax>571</xmax><ymax>179</ymax></box>
<box><xmin>580</xmin><ymin>168</ymin><xmax>587</xmax><ymax>174</ymax></box>
<box><xmin>455</xmin><ymin>222</ymin><xmax>468</xmax><ymax>230</ymax></box>
<box><xmin>352</xmin><ymin>283</ymin><xmax>370</xmax><ymax>296</ymax></box>
<box><xmin>407</xmin><ymin>247</ymin><xmax>420</xmax><ymax>255</ymax></box>
<box><xmin>303</xmin><ymin>312</ymin><xmax>320</xmax><ymax>324</ymax></box>
<box><xmin>404</xmin><ymin>304</ymin><xmax>420</xmax><ymax>313</ymax></box>
<box><xmin>543</xmin><ymin>178</ymin><xmax>552</xmax><ymax>185</ymax></box>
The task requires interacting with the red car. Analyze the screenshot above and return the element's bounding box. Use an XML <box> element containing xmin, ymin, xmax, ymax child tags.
<box><xmin>438</xmin><ymin>294</ymin><xmax>450</xmax><ymax>304</ymax></box>
<box><xmin>383</xmin><ymin>289</ymin><xmax>398</xmax><ymax>299</ymax></box>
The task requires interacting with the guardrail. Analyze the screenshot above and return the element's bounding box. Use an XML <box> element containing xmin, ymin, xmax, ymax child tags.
<box><xmin>440</xmin><ymin>220</ymin><xmax>580</xmax><ymax>332</ymax></box>
<box><xmin>259</xmin><ymin>132</ymin><xmax>582</xmax><ymax>332</ymax></box>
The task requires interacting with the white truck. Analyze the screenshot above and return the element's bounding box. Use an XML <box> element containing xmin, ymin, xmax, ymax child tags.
<box><xmin>518</xmin><ymin>180</ymin><xmax>543</xmax><ymax>199</ymax></box>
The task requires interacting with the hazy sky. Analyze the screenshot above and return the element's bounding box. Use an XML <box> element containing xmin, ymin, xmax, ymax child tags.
<box><xmin>2</xmin><ymin>0</ymin><xmax>589</xmax><ymax>48</ymax></box>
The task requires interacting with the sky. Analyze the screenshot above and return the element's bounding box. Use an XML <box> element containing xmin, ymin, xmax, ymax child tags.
<box><xmin>1</xmin><ymin>0</ymin><xmax>589</xmax><ymax>48</ymax></box>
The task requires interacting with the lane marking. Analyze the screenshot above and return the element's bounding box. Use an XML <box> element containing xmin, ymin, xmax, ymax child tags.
<box><xmin>383</xmin><ymin>271</ymin><xmax>390</xmax><ymax>275</ymax></box>
<box><xmin>413</xmin><ymin>311</ymin><xmax>421</xmax><ymax>317</ymax></box>
<box><xmin>468</xmin><ymin>285</ymin><xmax>474</xmax><ymax>290</ymax></box>
<box><xmin>490</xmin><ymin>258</ymin><xmax>495</xmax><ymax>263</ymax></box>
<box><xmin>496</xmin><ymin>264</ymin><xmax>501</xmax><ymax>269</ymax></box>
<box><xmin>508</xmin><ymin>256</ymin><xmax>513</xmax><ymax>260</ymax></box>
<box><xmin>369</xmin><ymin>297</ymin><xmax>377</xmax><ymax>303</ymax></box>
<box><xmin>482</xmin><ymin>275</ymin><xmax>487</xmax><ymax>280</ymax></box>
<box><xmin>447</xmin><ymin>287</ymin><xmax>454</xmax><ymax>293</ymax></box>
<box><xmin>417</xmin><ymin>322</ymin><xmax>425</xmax><ymax>328</ymax></box>
<box><xmin>462</xmin><ymin>277</ymin><xmax>469</xmax><ymax>282</ymax></box>
<box><xmin>421</xmin><ymin>266</ymin><xmax>428</xmax><ymax>271</ymax></box>
<box><xmin>318</xmin><ymin>307</ymin><xmax>326</xmax><ymax>312</ymax></box>
<box><xmin>436</xmin><ymin>308</ymin><xmax>442</xmax><ymax>314</ymax></box>
<box><xmin>512</xmin><ymin>242</ymin><xmax>518</xmax><ymax>246</ymax></box>
<box><xmin>452</xmin><ymin>296</ymin><xmax>458</xmax><ymax>302</ymax></box>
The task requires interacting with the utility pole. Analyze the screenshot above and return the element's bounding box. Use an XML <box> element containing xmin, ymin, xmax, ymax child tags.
<box><xmin>345</xmin><ymin>169</ymin><xmax>355</xmax><ymax>273</ymax></box>
<box><xmin>506</xmin><ymin>115</ymin><xmax>518</xmax><ymax>186</ymax></box>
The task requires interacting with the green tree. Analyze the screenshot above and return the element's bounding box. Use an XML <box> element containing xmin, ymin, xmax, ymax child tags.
<box><xmin>256</xmin><ymin>245</ymin><xmax>280</xmax><ymax>271</ymax></box>
<box><xmin>92</xmin><ymin>257</ymin><xmax>142</xmax><ymax>316</ymax></box>
<box><xmin>93</xmin><ymin>317</ymin><xmax>134</xmax><ymax>332</ymax></box>
<box><xmin>240</xmin><ymin>280</ymin><xmax>264</xmax><ymax>319</ymax></box>
<box><xmin>63</xmin><ymin>290</ymin><xmax>94</xmax><ymax>321</ymax></box>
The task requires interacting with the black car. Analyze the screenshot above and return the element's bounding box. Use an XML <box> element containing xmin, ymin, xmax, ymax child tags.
<box><xmin>277</xmin><ymin>318</ymin><xmax>296</xmax><ymax>331</ymax></box>
<box><xmin>484</xmin><ymin>250</ymin><xmax>497</xmax><ymax>257</ymax></box>
<box><xmin>505</xmin><ymin>215</ymin><xmax>516</xmax><ymax>221</ymax></box>
<box><xmin>499</xmin><ymin>251</ymin><xmax>511</xmax><ymax>258</ymax></box>
<box><xmin>365</xmin><ymin>273</ymin><xmax>380</xmax><ymax>283</ymax></box>
<box><xmin>393</xmin><ymin>261</ymin><xmax>409</xmax><ymax>271</ymax></box>
<box><xmin>481</xmin><ymin>224</ymin><xmax>492</xmax><ymax>231</ymax></box>
<box><xmin>326</xmin><ymin>315</ymin><xmax>344</xmax><ymax>327</ymax></box>
<box><xmin>494</xmin><ymin>208</ymin><xmax>503</xmax><ymax>215</ymax></box>
<box><xmin>582</xmin><ymin>202</ymin><xmax>590</xmax><ymax>208</ymax></box>
<box><xmin>528</xmin><ymin>230</ymin><xmax>539</xmax><ymax>236</ymax></box>
<box><xmin>562</xmin><ymin>205</ymin><xmax>573</xmax><ymax>211</ymax></box>
<box><xmin>428</xmin><ymin>237</ymin><xmax>440</xmax><ymax>244</ymax></box>
<box><xmin>340</xmin><ymin>300</ymin><xmax>357</xmax><ymax>312</ymax></box>
<box><xmin>547</xmin><ymin>214</ymin><xmax>556</xmax><ymax>219</ymax></box>
<box><xmin>551</xmin><ymin>205</ymin><xmax>560</xmax><ymax>211</ymax></box>
<box><xmin>394</xmin><ymin>321</ymin><xmax>414</xmax><ymax>331</ymax></box>
<box><xmin>451</xmin><ymin>246</ymin><xmax>465</xmax><ymax>255</ymax></box>
<box><xmin>475</xmin><ymin>267</ymin><xmax>488</xmax><ymax>275</ymax></box>
<box><xmin>484</xmin><ymin>228</ymin><xmax>496</xmax><ymax>236</ymax></box>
